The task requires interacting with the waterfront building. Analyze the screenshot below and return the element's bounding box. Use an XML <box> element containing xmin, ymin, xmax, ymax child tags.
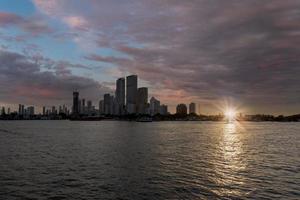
<box><xmin>126</xmin><ymin>75</ymin><xmax>138</xmax><ymax>114</ymax></box>
<box><xmin>104</xmin><ymin>94</ymin><xmax>111</xmax><ymax>115</ymax></box>
<box><xmin>116</xmin><ymin>78</ymin><xmax>125</xmax><ymax>115</ymax></box>
<box><xmin>189</xmin><ymin>102</ymin><xmax>196</xmax><ymax>114</ymax></box>
<box><xmin>82</xmin><ymin>98</ymin><xmax>86</xmax><ymax>113</ymax></box>
<box><xmin>159</xmin><ymin>104</ymin><xmax>168</xmax><ymax>115</ymax></box>
<box><xmin>176</xmin><ymin>104</ymin><xmax>187</xmax><ymax>115</ymax></box>
<box><xmin>137</xmin><ymin>87</ymin><xmax>148</xmax><ymax>114</ymax></box>
<box><xmin>72</xmin><ymin>91</ymin><xmax>79</xmax><ymax>115</ymax></box>
<box><xmin>87</xmin><ymin>100</ymin><xmax>92</xmax><ymax>114</ymax></box>
<box><xmin>150</xmin><ymin>97</ymin><xmax>160</xmax><ymax>116</ymax></box>
<box><xmin>26</xmin><ymin>106</ymin><xmax>35</xmax><ymax>116</ymax></box>
<box><xmin>99</xmin><ymin>100</ymin><xmax>104</xmax><ymax>115</ymax></box>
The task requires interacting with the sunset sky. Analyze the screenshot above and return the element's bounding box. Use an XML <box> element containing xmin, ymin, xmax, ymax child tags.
<box><xmin>0</xmin><ymin>0</ymin><xmax>300</xmax><ymax>114</ymax></box>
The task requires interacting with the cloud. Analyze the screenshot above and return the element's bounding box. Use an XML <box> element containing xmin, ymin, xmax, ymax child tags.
<box><xmin>0</xmin><ymin>11</ymin><xmax>53</xmax><ymax>35</ymax></box>
<box><xmin>0</xmin><ymin>49</ymin><xmax>111</xmax><ymax>108</ymax></box>
<box><xmin>30</xmin><ymin>0</ymin><xmax>300</xmax><ymax>114</ymax></box>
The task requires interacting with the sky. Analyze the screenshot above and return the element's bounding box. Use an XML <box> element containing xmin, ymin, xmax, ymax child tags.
<box><xmin>0</xmin><ymin>0</ymin><xmax>300</xmax><ymax>115</ymax></box>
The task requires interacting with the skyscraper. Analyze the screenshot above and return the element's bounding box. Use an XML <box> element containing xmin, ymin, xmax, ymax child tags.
<box><xmin>150</xmin><ymin>97</ymin><xmax>160</xmax><ymax>116</ymax></box>
<box><xmin>126</xmin><ymin>75</ymin><xmax>138</xmax><ymax>114</ymax></box>
<box><xmin>159</xmin><ymin>104</ymin><xmax>168</xmax><ymax>115</ymax></box>
<box><xmin>82</xmin><ymin>98</ymin><xmax>86</xmax><ymax>113</ymax></box>
<box><xmin>137</xmin><ymin>87</ymin><xmax>148</xmax><ymax>114</ymax></box>
<box><xmin>104</xmin><ymin>93</ymin><xmax>111</xmax><ymax>115</ymax></box>
<box><xmin>189</xmin><ymin>102</ymin><xmax>196</xmax><ymax>114</ymax></box>
<box><xmin>27</xmin><ymin>106</ymin><xmax>35</xmax><ymax>116</ymax></box>
<box><xmin>99</xmin><ymin>100</ymin><xmax>104</xmax><ymax>115</ymax></box>
<box><xmin>18</xmin><ymin>104</ymin><xmax>22</xmax><ymax>115</ymax></box>
<box><xmin>116</xmin><ymin>78</ymin><xmax>125</xmax><ymax>115</ymax></box>
<box><xmin>87</xmin><ymin>100</ymin><xmax>92</xmax><ymax>113</ymax></box>
<box><xmin>72</xmin><ymin>91</ymin><xmax>79</xmax><ymax>115</ymax></box>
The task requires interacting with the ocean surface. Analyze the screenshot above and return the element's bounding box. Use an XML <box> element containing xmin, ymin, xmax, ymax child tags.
<box><xmin>0</xmin><ymin>121</ymin><xmax>299</xmax><ymax>200</ymax></box>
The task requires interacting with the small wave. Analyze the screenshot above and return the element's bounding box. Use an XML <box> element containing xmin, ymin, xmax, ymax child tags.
<box><xmin>0</xmin><ymin>128</ymin><xmax>19</xmax><ymax>135</ymax></box>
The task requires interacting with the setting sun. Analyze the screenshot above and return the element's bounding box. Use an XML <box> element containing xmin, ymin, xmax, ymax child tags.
<box><xmin>225</xmin><ymin>108</ymin><xmax>237</xmax><ymax>121</ymax></box>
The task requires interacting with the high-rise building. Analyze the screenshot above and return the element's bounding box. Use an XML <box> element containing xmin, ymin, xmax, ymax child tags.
<box><xmin>99</xmin><ymin>100</ymin><xmax>104</xmax><ymax>115</ymax></box>
<box><xmin>137</xmin><ymin>87</ymin><xmax>148</xmax><ymax>114</ymax></box>
<box><xmin>18</xmin><ymin>104</ymin><xmax>22</xmax><ymax>115</ymax></box>
<box><xmin>43</xmin><ymin>106</ymin><xmax>46</xmax><ymax>115</ymax></box>
<box><xmin>104</xmin><ymin>94</ymin><xmax>111</xmax><ymax>115</ymax></box>
<box><xmin>52</xmin><ymin>106</ymin><xmax>57</xmax><ymax>115</ymax></box>
<box><xmin>27</xmin><ymin>106</ymin><xmax>35</xmax><ymax>116</ymax></box>
<box><xmin>189</xmin><ymin>102</ymin><xmax>196</xmax><ymax>114</ymax></box>
<box><xmin>126</xmin><ymin>75</ymin><xmax>138</xmax><ymax>114</ymax></box>
<box><xmin>150</xmin><ymin>97</ymin><xmax>160</xmax><ymax>116</ymax></box>
<box><xmin>110</xmin><ymin>96</ymin><xmax>115</xmax><ymax>115</ymax></box>
<box><xmin>82</xmin><ymin>98</ymin><xmax>86</xmax><ymax>113</ymax></box>
<box><xmin>72</xmin><ymin>91</ymin><xmax>79</xmax><ymax>115</ymax></box>
<box><xmin>1</xmin><ymin>107</ymin><xmax>5</xmax><ymax>115</ymax></box>
<box><xmin>116</xmin><ymin>78</ymin><xmax>125</xmax><ymax>115</ymax></box>
<box><xmin>159</xmin><ymin>104</ymin><xmax>168</xmax><ymax>115</ymax></box>
<box><xmin>176</xmin><ymin>104</ymin><xmax>187</xmax><ymax>115</ymax></box>
<box><xmin>21</xmin><ymin>105</ymin><xmax>25</xmax><ymax>116</ymax></box>
<box><xmin>87</xmin><ymin>100</ymin><xmax>92</xmax><ymax>113</ymax></box>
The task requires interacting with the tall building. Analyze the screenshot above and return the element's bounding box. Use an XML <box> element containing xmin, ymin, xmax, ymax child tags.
<box><xmin>189</xmin><ymin>102</ymin><xmax>196</xmax><ymax>114</ymax></box>
<box><xmin>82</xmin><ymin>98</ymin><xmax>86</xmax><ymax>113</ymax></box>
<box><xmin>18</xmin><ymin>104</ymin><xmax>22</xmax><ymax>115</ymax></box>
<box><xmin>176</xmin><ymin>104</ymin><xmax>187</xmax><ymax>115</ymax></box>
<box><xmin>159</xmin><ymin>104</ymin><xmax>168</xmax><ymax>115</ymax></box>
<box><xmin>150</xmin><ymin>97</ymin><xmax>160</xmax><ymax>116</ymax></box>
<box><xmin>72</xmin><ymin>91</ymin><xmax>79</xmax><ymax>115</ymax></box>
<box><xmin>110</xmin><ymin>96</ymin><xmax>115</xmax><ymax>115</ymax></box>
<box><xmin>104</xmin><ymin>94</ymin><xmax>111</xmax><ymax>115</ymax></box>
<box><xmin>27</xmin><ymin>106</ymin><xmax>35</xmax><ymax>116</ymax></box>
<box><xmin>126</xmin><ymin>75</ymin><xmax>138</xmax><ymax>114</ymax></box>
<box><xmin>99</xmin><ymin>100</ymin><xmax>104</xmax><ymax>115</ymax></box>
<box><xmin>43</xmin><ymin>106</ymin><xmax>46</xmax><ymax>115</ymax></box>
<box><xmin>21</xmin><ymin>105</ymin><xmax>25</xmax><ymax>116</ymax></box>
<box><xmin>116</xmin><ymin>78</ymin><xmax>125</xmax><ymax>115</ymax></box>
<box><xmin>1</xmin><ymin>107</ymin><xmax>5</xmax><ymax>115</ymax></box>
<box><xmin>137</xmin><ymin>87</ymin><xmax>148</xmax><ymax>114</ymax></box>
<box><xmin>87</xmin><ymin>100</ymin><xmax>92</xmax><ymax>113</ymax></box>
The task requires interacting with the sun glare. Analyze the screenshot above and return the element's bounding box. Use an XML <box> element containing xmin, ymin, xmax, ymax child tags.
<box><xmin>225</xmin><ymin>108</ymin><xmax>237</xmax><ymax>121</ymax></box>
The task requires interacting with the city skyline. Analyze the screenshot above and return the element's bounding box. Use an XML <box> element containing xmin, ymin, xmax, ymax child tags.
<box><xmin>0</xmin><ymin>1</ymin><xmax>300</xmax><ymax>115</ymax></box>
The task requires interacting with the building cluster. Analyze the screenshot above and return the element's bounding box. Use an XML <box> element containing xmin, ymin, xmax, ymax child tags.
<box><xmin>73</xmin><ymin>75</ymin><xmax>169</xmax><ymax>116</ymax></box>
<box><xmin>18</xmin><ymin>104</ymin><xmax>35</xmax><ymax>117</ymax></box>
<box><xmin>176</xmin><ymin>102</ymin><xmax>197</xmax><ymax>115</ymax></box>
<box><xmin>42</xmin><ymin>105</ymin><xmax>70</xmax><ymax>116</ymax></box>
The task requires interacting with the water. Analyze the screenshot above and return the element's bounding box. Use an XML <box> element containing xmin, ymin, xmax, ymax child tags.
<box><xmin>0</xmin><ymin>121</ymin><xmax>299</xmax><ymax>200</ymax></box>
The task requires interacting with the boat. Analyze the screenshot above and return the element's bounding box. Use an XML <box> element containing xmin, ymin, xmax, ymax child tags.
<box><xmin>136</xmin><ymin>117</ymin><xmax>153</xmax><ymax>122</ymax></box>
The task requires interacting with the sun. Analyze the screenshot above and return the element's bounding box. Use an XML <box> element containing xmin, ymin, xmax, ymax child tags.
<box><xmin>225</xmin><ymin>108</ymin><xmax>237</xmax><ymax>121</ymax></box>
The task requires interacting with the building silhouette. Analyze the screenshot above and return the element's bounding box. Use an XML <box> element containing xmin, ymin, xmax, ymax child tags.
<box><xmin>126</xmin><ymin>75</ymin><xmax>138</xmax><ymax>114</ymax></box>
<box><xmin>116</xmin><ymin>78</ymin><xmax>125</xmax><ymax>115</ymax></box>
<box><xmin>104</xmin><ymin>93</ymin><xmax>111</xmax><ymax>115</ymax></box>
<box><xmin>159</xmin><ymin>104</ymin><xmax>168</xmax><ymax>115</ymax></box>
<box><xmin>189</xmin><ymin>102</ymin><xmax>196</xmax><ymax>114</ymax></box>
<box><xmin>137</xmin><ymin>87</ymin><xmax>148</xmax><ymax>114</ymax></box>
<box><xmin>72</xmin><ymin>91</ymin><xmax>79</xmax><ymax>115</ymax></box>
<box><xmin>176</xmin><ymin>104</ymin><xmax>187</xmax><ymax>115</ymax></box>
<box><xmin>150</xmin><ymin>97</ymin><xmax>160</xmax><ymax>116</ymax></box>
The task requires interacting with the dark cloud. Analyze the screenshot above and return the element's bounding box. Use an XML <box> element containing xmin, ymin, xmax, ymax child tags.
<box><xmin>0</xmin><ymin>50</ymin><xmax>111</xmax><ymax>108</ymax></box>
